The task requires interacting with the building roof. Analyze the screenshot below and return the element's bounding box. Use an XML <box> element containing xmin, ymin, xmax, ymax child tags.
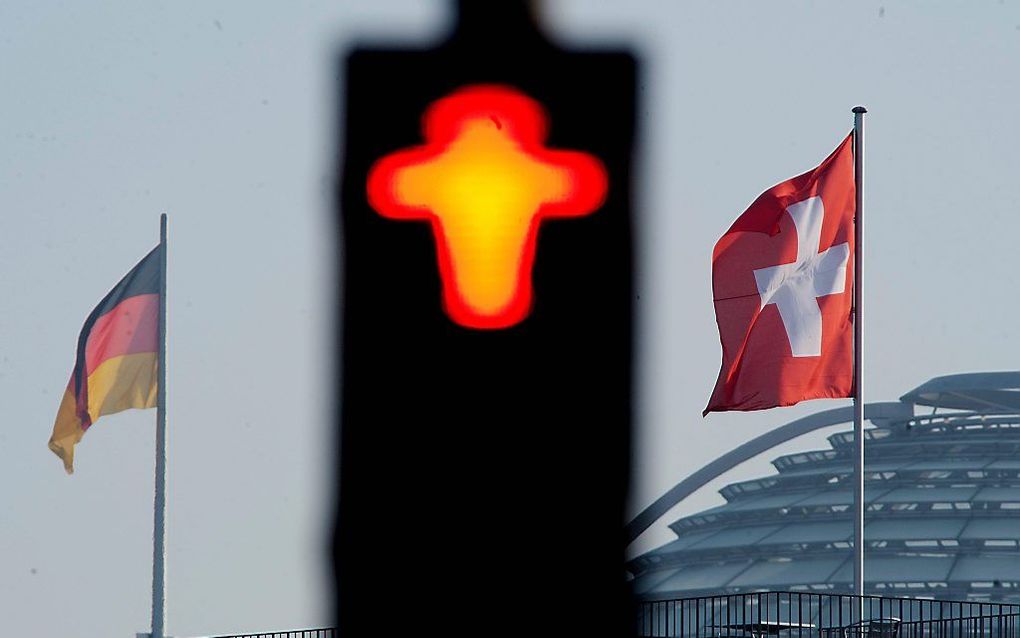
<box><xmin>631</xmin><ymin>372</ymin><xmax>1020</xmax><ymax>604</ymax></box>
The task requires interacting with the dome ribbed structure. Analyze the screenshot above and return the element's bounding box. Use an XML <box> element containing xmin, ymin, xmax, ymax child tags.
<box><xmin>630</xmin><ymin>372</ymin><xmax>1020</xmax><ymax>603</ymax></box>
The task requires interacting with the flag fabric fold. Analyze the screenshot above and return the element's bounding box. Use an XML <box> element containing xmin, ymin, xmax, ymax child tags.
<box><xmin>705</xmin><ymin>133</ymin><xmax>855</xmax><ymax>415</ymax></box>
<box><xmin>49</xmin><ymin>245</ymin><xmax>162</xmax><ymax>473</ymax></box>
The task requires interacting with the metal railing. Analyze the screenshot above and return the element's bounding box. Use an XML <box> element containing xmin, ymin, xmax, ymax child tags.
<box><xmin>637</xmin><ymin>592</ymin><xmax>1020</xmax><ymax>637</ymax></box>
<box><xmin>201</xmin><ymin>628</ymin><xmax>335</xmax><ymax>638</ymax></box>
<box><xmin>899</xmin><ymin>614</ymin><xmax>1020</xmax><ymax>637</ymax></box>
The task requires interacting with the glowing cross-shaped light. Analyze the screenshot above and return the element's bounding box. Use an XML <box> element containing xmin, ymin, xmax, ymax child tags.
<box><xmin>366</xmin><ymin>85</ymin><xmax>608</xmax><ymax>329</ymax></box>
<box><xmin>753</xmin><ymin>196</ymin><xmax>850</xmax><ymax>357</ymax></box>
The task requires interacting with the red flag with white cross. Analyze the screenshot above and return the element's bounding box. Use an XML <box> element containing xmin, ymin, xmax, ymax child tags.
<box><xmin>705</xmin><ymin>133</ymin><xmax>855</xmax><ymax>415</ymax></box>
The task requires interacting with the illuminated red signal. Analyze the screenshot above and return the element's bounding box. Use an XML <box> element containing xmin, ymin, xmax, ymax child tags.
<box><xmin>367</xmin><ymin>85</ymin><xmax>608</xmax><ymax>329</ymax></box>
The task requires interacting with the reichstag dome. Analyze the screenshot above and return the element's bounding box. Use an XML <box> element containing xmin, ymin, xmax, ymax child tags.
<box><xmin>629</xmin><ymin>372</ymin><xmax>1020</xmax><ymax>604</ymax></box>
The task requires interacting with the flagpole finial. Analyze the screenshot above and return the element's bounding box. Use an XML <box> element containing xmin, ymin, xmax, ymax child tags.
<box><xmin>852</xmin><ymin>106</ymin><xmax>868</xmax><ymax>114</ymax></box>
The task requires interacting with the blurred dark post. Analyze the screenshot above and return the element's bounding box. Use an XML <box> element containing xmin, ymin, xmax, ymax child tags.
<box><xmin>336</xmin><ymin>2</ymin><xmax>637</xmax><ymax>635</ymax></box>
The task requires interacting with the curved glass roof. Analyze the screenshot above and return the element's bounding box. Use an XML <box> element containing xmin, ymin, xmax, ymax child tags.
<box><xmin>631</xmin><ymin>371</ymin><xmax>1020</xmax><ymax>604</ymax></box>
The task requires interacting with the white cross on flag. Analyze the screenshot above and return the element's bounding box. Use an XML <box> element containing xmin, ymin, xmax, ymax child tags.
<box><xmin>705</xmin><ymin>133</ymin><xmax>855</xmax><ymax>415</ymax></box>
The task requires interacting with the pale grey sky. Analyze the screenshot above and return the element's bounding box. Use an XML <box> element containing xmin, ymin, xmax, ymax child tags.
<box><xmin>2</xmin><ymin>2</ymin><xmax>1019</xmax><ymax>637</ymax></box>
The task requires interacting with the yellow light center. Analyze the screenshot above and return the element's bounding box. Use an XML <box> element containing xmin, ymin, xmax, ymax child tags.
<box><xmin>395</xmin><ymin>119</ymin><xmax>570</xmax><ymax>316</ymax></box>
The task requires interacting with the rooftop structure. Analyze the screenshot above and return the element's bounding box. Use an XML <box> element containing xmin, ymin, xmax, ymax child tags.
<box><xmin>630</xmin><ymin>372</ymin><xmax>1020</xmax><ymax>604</ymax></box>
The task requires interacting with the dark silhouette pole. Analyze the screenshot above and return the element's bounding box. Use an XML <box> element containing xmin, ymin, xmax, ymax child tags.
<box><xmin>336</xmin><ymin>3</ymin><xmax>638</xmax><ymax>634</ymax></box>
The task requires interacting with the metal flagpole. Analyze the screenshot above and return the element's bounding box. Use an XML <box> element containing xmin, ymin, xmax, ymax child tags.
<box><xmin>152</xmin><ymin>213</ymin><xmax>169</xmax><ymax>638</ymax></box>
<box><xmin>852</xmin><ymin>107</ymin><xmax>867</xmax><ymax>602</ymax></box>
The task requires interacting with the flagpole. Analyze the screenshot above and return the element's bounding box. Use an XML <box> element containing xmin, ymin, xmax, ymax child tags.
<box><xmin>852</xmin><ymin>107</ymin><xmax>867</xmax><ymax>602</ymax></box>
<box><xmin>152</xmin><ymin>213</ymin><xmax>168</xmax><ymax>638</ymax></box>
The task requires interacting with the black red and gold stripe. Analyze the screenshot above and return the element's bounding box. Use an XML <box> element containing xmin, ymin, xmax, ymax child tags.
<box><xmin>49</xmin><ymin>245</ymin><xmax>162</xmax><ymax>473</ymax></box>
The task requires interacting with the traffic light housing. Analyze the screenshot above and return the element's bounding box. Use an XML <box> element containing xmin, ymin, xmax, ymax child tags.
<box><xmin>336</xmin><ymin>4</ymin><xmax>637</xmax><ymax>635</ymax></box>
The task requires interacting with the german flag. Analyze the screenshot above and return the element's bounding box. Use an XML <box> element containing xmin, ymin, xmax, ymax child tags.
<box><xmin>49</xmin><ymin>245</ymin><xmax>162</xmax><ymax>473</ymax></box>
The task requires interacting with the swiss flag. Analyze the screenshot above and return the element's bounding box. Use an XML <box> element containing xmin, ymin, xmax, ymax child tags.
<box><xmin>705</xmin><ymin>133</ymin><xmax>855</xmax><ymax>415</ymax></box>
